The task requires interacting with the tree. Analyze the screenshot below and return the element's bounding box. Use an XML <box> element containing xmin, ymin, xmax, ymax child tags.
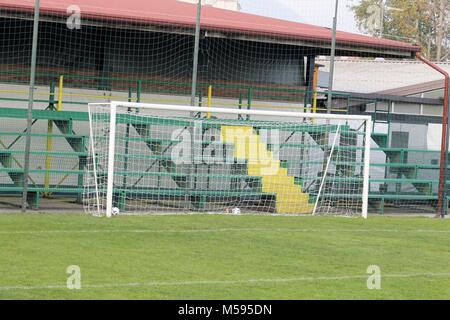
<box><xmin>351</xmin><ymin>0</ymin><xmax>450</xmax><ymax>61</ymax></box>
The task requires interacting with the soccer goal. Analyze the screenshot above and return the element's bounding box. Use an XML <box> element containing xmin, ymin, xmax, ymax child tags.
<box><xmin>84</xmin><ymin>102</ymin><xmax>372</xmax><ymax>218</ymax></box>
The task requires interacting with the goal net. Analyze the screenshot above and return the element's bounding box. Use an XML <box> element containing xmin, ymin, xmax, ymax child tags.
<box><xmin>84</xmin><ymin>102</ymin><xmax>371</xmax><ymax>217</ymax></box>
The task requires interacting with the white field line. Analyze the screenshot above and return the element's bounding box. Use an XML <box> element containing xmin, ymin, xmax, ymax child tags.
<box><xmin>1</xmin><ymin>273</ymin><xmax>450</xmax><ymax>291</ymax></box>
<box><xmin>0</xmin><ymin>228</ymin><xmax>449</xmax><ymax>235</ymax></box>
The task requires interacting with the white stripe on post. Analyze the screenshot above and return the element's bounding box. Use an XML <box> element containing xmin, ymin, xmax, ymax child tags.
<box><xmin>106</xmin><ymin>102</ymin><xmax>117</xmax><ymax>218</ymax></box>
<box><xmin>88</xmin><ymin>105</ymin><xmax>101</xmax><ymax>215</ymax></box>
<box><xmin>362</xmin><ymin>119</ymin><xmax>372</xmax><ymax>219</ymax></box>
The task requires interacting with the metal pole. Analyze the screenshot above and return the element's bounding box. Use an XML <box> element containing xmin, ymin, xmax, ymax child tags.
<box><xmin>22</xmin><ymin>0</ymin><xmax>40</xmax><ymax>212</ymax></box>
<box><xmin>327</xmin><ymin>0</ymin><xmax>339</xmax><ymax>114</ymax></box>
<box><xmin>190</xmin><ymin>0</ymin><xmax>202</xmax><ymax>108</ymax></box>
<box><xmin>444</xmin><ymin>84</ymin><xmax>450</xmax><ymax>217</ymax></box>
<box><xmin>379</xmin><ymin>0</ymin><xmax>385</xmax><ymax>38</ymax></box>
<box><xmin>416</xmin><ymin>53</ymin><xmax>450</xmax><ymax>218</ymax></box>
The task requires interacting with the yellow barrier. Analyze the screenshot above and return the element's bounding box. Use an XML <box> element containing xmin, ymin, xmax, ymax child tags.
<box><xmin>207</xmin><ymin>85</ymin><xmax>212</xmax><ymax>118</ymax></box>
<box><xmin>57</xmin><ymin>75</ymin><xmax>64</xmax><ymax>111</ymax></box>
<box><xmin>312</xmin><ymin>64</ymin><xmax>320</xmax><ymax>114</ymax></box>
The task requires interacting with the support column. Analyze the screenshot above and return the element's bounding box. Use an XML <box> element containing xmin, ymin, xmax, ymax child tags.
<box><xmin>305</xmin><ymin>55</ymin><xmax>316</xmax><ymax>111</ymax></box>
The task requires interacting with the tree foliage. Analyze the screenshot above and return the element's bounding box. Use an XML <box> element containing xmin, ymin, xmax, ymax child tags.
<box><xmin>351</xmin><ymin>0</ymin><xmax>450</xmax><ymax>61</ymax></box>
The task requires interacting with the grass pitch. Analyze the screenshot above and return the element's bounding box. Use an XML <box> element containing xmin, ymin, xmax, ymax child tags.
<box><xmin>0</xmin><ymin>213</ymin><xmax>449</xmax><ymax>300</ymax></box>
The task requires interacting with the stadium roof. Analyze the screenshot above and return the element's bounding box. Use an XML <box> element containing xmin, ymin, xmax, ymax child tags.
<box><xmin>0</xmin><ymin>0</ymin><xmax>420</xmax><ymax>58</ymax></box>
<box><xmin>316</xmin><ymin>58</ymin><xmax>450</xmax><ymax>93</ymax></box>
<box><xmin>378</xmin><ymin>79</ymin><xmax>444</xmax><ymax>96</ymax></box>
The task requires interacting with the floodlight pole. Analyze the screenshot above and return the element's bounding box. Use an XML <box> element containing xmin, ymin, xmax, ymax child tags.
<box><xmin>22</xmin><ymin>0</ymin><xmax>40</xmax><ymax>212</ymax></box>
<box><xmin>190</xmin><ymin>0</ymin><xmax>202</xmax><ymax>109</ymax></box>
<box><xmin>327</xmin><ymin>0</ymin><xmax>339</xmax><ymax>114</ymax></box>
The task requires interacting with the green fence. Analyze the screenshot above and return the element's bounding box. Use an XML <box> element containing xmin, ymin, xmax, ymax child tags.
<box><xmin>0</xmin><ymin>75</ymin><xmax>447</xmax><ymax>214</ymax></box>
<box><xmin>0</xmin><ymin>105</ymin><xmax>448</xmax><ymax>214</ymax></box>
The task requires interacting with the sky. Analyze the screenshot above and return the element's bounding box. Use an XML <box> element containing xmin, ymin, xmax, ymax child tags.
<box><xmin>240</xmin><ymin>0</ymin><xmax>362</xmax><ymax>34</ymax></box>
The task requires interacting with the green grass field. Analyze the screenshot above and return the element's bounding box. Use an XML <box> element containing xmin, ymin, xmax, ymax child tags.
<box><xmin>0</xmin><ymin>213</ymin><xmax>449</xmax><ymax>300</ymax></box>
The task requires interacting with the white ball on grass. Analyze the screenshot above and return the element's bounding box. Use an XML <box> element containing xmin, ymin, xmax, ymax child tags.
<box><xmin>111</xmin><ymin>207</ymin><xmax>120</xmax><ymax>216</ymax></box>
<box><xmin>232</xmin><ymin>207</ymin><xmax>241</xmax><ymax>215</ymax></box>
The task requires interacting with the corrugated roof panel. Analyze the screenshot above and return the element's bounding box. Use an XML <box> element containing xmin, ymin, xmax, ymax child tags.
<box><xmin>0</xmin><ymin>0</ymin><xmax>420</xmax><ymax>55</ymax></box>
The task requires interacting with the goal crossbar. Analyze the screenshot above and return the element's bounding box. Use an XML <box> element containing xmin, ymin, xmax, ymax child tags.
<box><xmin>91</xmin><ymin>101</ymin><xmax>372</xmax><ymax>122</ymax></box>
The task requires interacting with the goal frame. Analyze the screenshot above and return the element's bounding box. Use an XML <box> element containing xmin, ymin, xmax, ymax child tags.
<box><xmin>88</xmin><ymin>101</ymin><xmax>372</xmax><ymax>218</ymax></box>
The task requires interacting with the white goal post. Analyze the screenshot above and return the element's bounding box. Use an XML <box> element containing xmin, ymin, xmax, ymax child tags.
<box><xmin>84</xmin><ymin>102</ymin><xmax>372</xmax><ymax>218</ymax></box>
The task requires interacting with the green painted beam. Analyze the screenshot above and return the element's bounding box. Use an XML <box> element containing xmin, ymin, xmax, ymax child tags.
<box><xmin>0</xmin><ymin>108</ymin><xmax>89</xmax><ymax>121</ymax></box>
